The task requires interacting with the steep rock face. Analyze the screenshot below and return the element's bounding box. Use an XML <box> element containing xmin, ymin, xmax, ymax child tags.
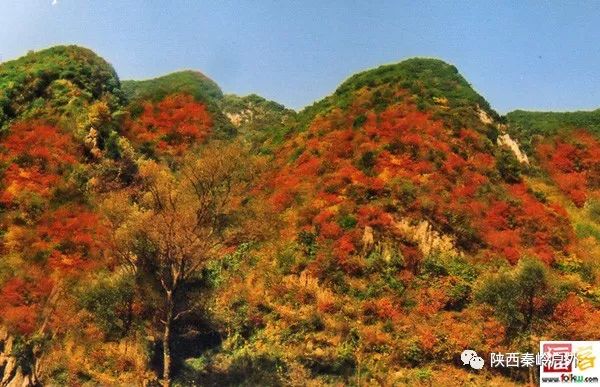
<box><xmin>475</xmin><ymin>106</ymin><xmax>529</xmax><ymax>164</ymax></box>
<box><xmin>0</xmin><ymin>329</ymin><xmax>36</xmax><ymax>387</ymax></box>
<box><xmin>497</xmin><ymin>132</ymin><xmax>529</xmax><ymax>164</ymax></box>
<box><xmin>476</xmin><ymin>106</ymin><xmax>494</xmax><ymax>125</ymax></box>
<box><xmin>393</xmin><ymin>218</ymin><xmax>459</xmax><ymax>258</ymax></box>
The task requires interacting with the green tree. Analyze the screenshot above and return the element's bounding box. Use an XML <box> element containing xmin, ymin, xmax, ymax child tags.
<box><xmin>476</xmin><ymin>258</ymin><xmax>554</xmax><ymax>339</ymax></box>
<box><xmin>497</xmin><ymin>147</ymin><xmax>522</xmax><ymax>183</ymax></box>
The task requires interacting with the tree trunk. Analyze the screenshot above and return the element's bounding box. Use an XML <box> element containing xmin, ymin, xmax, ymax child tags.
<box><xmin>162</xmin><ymin>296</ymin><xmax>174</xmax><ymax>387</ymax></box>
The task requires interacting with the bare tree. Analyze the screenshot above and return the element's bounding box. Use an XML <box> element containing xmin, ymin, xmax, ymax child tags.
<box><xmin>106</xmin><ymin>143</ymin><xmax>252</xmax><ymax>387</ymax></box>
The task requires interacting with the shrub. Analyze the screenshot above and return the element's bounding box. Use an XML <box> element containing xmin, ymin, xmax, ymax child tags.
<box><xmin>357</xmin><ymin>151</ymin><xmax>377</xmax><ymax>175</ymax></box>
<box><xmin>497</xmin><ymin>147</ymin><xmax>522</xmax><ymax>183</ymax></box>
<box><xmin>337</xmin><ymin>214</ymin><xmax>358</xmax><ymax>230</ymax></box>
<box><xmin>588</xmin><ymin>198</ymin><xmax>600</xmax><ymax>223</ymax></box>
<box><xmin>78</xmin><ymin>273</ymin><xmax>136</xmax><ymax>340</ymax></box>
<box><xmin>475</xmin><ymin>257</ymin><xmax>554</xmax><ymax>338</ymax></box>
<box><xmin>353</xmin><ymin>114</ymin><xmax>367</xmax><ymax>128</ymax></box>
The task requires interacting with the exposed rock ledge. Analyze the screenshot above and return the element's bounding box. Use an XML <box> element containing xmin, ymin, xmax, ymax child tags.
<box><xmin>497</xmin><ymin>132</ymin><xmax>529</xmax><ymax>164</ymax></box>
<box><xmin>393</xmin><ymin>218</ymin><xmax>460</xmax><ymax>258</ymax></box>
<box><xmin>476</xmin><ymin>106</ymin><xmax>529</xmax><ymax>165</ymax></box>
<box><xmin>362</xmin><ymin>217</ymin><xmax>460</xmax><ymax>261</ymax></box>
<box><xmin>0</xmin><ymin>328</ymin><xmax>35</xmax><ymax>387</ymax></box>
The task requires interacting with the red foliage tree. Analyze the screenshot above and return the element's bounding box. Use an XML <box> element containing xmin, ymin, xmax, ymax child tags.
<box><xmin>0</xmin><ymin>273</ymin><xmax>53</xmax><ymax>335</ymax></box>
<box><xmin>126</xmin><ymin>93</ymin><xmax>212</xmax><ymax>157</ymax></box>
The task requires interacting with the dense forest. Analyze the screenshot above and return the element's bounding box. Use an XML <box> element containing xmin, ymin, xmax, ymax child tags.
<box><xmin>0</xmin><ymin>45</ymin><xmax>598</xmax><ymax>386</ymax></box>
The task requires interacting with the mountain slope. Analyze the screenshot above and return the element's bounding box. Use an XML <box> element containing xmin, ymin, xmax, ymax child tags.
<box><xmin>506</xmin><ymin>108</ymin><xmax>600</xmax><ymax>156</ymax></box>
<box><xmin>300</xmin><ymin>58</ymin><xmax>499</xmax><ymax>133</ymax></box>
<box><xmin>122</xmin><ymin>70</ymin><xmax>235</xmax><ymax>142</ymax></box>
<box><xmin>204</xmin><ymin>58</ymin><xmax>598</xmax><ymax>385</ymax></box>
<box><xmin>0</xmin><ymin>46</ymin><xmax>145</xmax><ymax>385</ymax></box>
<box><xmin>506</xmin><ymin>108</ymin><xmax>600</xmax><ymax>221</ymax></box>
<box><xmin>267</xmin><ymin>58</ymin><xmax>569</xmax><ymax>263</ymax></box>
<box><xmin>0</xmin><ymin>47</ymin><xmax>598</xmax><ymax>386</ymax></box>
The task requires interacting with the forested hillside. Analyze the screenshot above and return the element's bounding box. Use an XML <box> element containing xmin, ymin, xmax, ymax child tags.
<box><xmin>0</xmin><ymin>46</ymin><xmax>598</xmax><ymax>386</ymax></box>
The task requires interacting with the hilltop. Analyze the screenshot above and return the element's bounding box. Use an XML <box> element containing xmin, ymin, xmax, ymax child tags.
<box><xmin>122</xmin><ymin>70</ymin><xmax>223</xmax><ymax>103</ymax></box>
<box><xmin>122</xmin><ymin>70</ymin><xmax>235</xmax><ymax>139</ymax></box>
<box><xmin>299</xmin><ymin>58</ymin><xmax>499</xmax><ymax>132</ymax></box>
<box><xmin>0</xmin><ymin>45</ymin><xmax>124</xmax><ymax>132</ymax></box>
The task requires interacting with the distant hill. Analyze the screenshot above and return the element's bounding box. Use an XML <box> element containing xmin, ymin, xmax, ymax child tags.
<box><xmin>506</xmin><ymin>108</ymin><xmax>600</xmax><ymax>152</ymax></box>
<box><xmin>122</xmin><ymin>70</ymin><xmax>223</xmax><ymax>103</ymax></box>
<box><xmin>220</xmin><ymin>93</ymin><xmax>297</xmax><ymax>153</ymax></box>
<box><xmin>122</xmin><ymin>70</ymin><xmax>234</xmax><ymax>138</ymax></box>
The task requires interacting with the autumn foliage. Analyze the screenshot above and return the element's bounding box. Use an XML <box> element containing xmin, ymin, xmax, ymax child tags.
<box><xmin>265</xmin><ymin>86</ymin><xmax>573</xmax><ymax>270</ymax></box>
<box><xmin>0</xmin><ymin>49</ymin><xmax>598</xmax><ymax>386</ymax></box>
<box><xmin>536</xmin><ymin>130</ymin><xmax>600</xmax><ymax>207</ymax></box>
<box><xmin>125</xmin><ymin>93</ymin><xmax>213</xmax><ymax>158</ymax></box>
<box><xmin>0</xmin><ymin>272</ymin><xmax>53</xmax><ymax>335</ymax></box>
<box><xmin>0</xmin><ymin>121</ymin><xmax>77</xmax><ymax>204</ymax></box>
<box><xmin>0</xmin><ymin>120</ymin><xmax>106</xmax><ymax>340</ymax></box>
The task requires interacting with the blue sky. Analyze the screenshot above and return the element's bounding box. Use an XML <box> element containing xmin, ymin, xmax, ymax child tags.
<box><xmin>1</xmin><ymin>1</ymin><xmax>600</xmax><ymax>113</ymax></box>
